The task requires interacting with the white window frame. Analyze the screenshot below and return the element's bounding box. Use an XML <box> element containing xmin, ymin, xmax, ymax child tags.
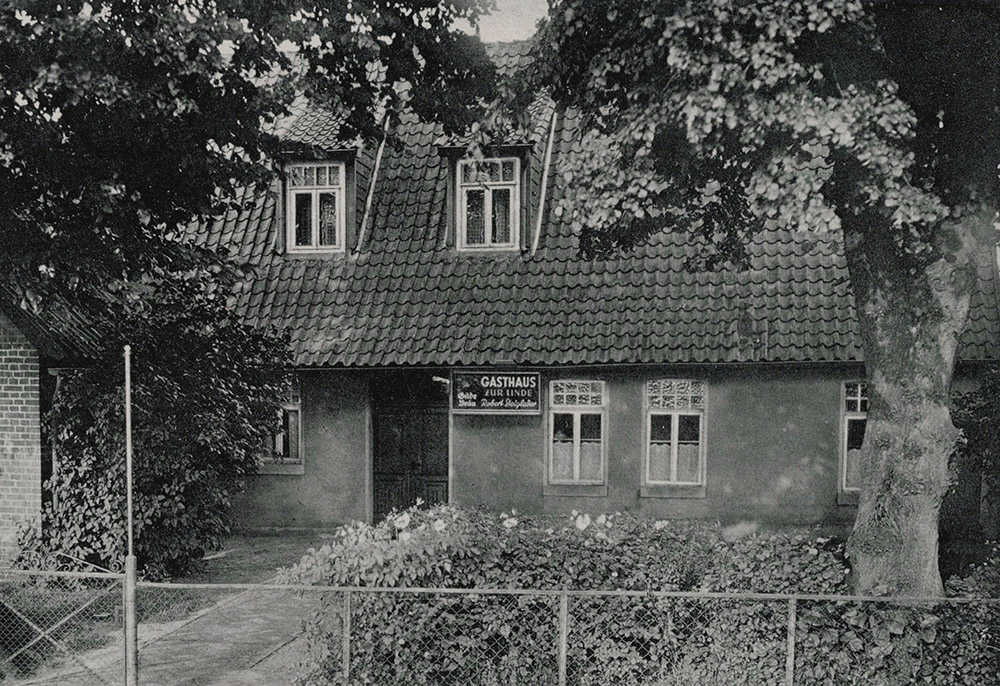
<box><xmin>262</xmin><ymin>375</ymin><xmax>304</xmax><ymax>474</ymax></box>
<box><xmin>644</xmin><ymin>380</ymin><xmax>707</xmax><ymax>487</ymax></box>
<box><xmin>285</xmin><ymin>161</ymin><xmax>346</xmax><ymax>253</ymax></box>
<box><xmin>841</xmin><ymin>381</ymin><xmax>868</xmax><ymax>494</ymax></box>
<box><xmin>547</xmin><ymin>380</ymin><xmax>606</xmax><ymax>485</ymax></box>
<box><xmin>457</xmin><ymin>157</ymin><xmax>520</xmax><ymax>251</ymax></box>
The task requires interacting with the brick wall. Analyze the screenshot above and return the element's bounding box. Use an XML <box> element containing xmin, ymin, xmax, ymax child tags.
<box><xmin>0</xmin><ymin>313</ymin><xmax>41</xmax><ymax>562</ymax></box>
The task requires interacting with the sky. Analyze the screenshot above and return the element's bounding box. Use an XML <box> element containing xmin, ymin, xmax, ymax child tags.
<box><xmin>477</xmin><ymin>0</ymin><xmax>549</xmax><ymax>42</ymax></box>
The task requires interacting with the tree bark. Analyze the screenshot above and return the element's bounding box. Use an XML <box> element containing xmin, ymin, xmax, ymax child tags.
<box><xmin>843</xmin><ymin>208</ymin><xmax>992</xmax><ymax>596</ymax></box>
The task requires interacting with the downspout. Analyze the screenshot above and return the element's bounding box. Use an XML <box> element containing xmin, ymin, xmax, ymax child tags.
<box><xmin>531</xmin><ymin>107</ymin><xmax>560</xmax><ymax>256</ymax></box>
<box><xmin>355</xmin><ymin>116</ymin><xmax>390</xmax><ymax>255</ymax></box>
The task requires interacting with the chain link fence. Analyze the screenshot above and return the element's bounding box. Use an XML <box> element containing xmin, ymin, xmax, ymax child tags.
<box><xmin>0</xmin><ymin>572</ymin><xmax>998</xmax><ymax>685</ymax></box>
<box><xmin>0</xmin><ymin>570</ymin><xmax>123</xmax><ymax>685</ymax></box>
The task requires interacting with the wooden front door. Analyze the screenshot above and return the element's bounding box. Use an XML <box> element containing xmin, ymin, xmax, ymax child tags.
<box><xmin>372</xmin><ymin>373</ymin><xmax>449</xmax><ymax>521</ymax></box>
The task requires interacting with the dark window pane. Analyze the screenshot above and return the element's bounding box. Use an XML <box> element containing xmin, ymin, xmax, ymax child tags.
<box><xmin>580</xmin><ymin>413</ymin><xmax>601</xmax><ymax>441</ymax></box>
<box><xmin>553</xmin><ymin>413</ymin><xmax>573</xmax><ymax>441</ymax></box>
<box><xmin>678</xmin><ymin>414</ymin><xmax>701</xmax><ymax>443</ymax></box>
<box><xmin>501</xmin><ymin>159</ymin><xmax>516</xmax><ymax>182</ymax></box>
<box><xmin>650</xmin><ymin>414</ymin><xmax>672</xmax><ymax>442</ymax></box>
<box><xmin>847</xmin><ymin>417</ymin><xmax>866</xmax><ymax>450</ymax></box>
<box><xmin>465</xmin><ymin>189</ymin><xmax>485</xmax><ymax>244</ymax></box>
<box><xmin>492</xmin><ymin>188</ymin><xmax>512</xmax><ymax>243</ymax></box>
<box><xmin>294</xmin><ymin>193</ymin><xmax>312</xmax><ymax>246</ymax></box>
<box><xmin>304</xmin><ymin>165</ymin><xmax>315</xmax><ymax>186</ymax></box>
<box><xmin>285</xmin><ymin>409</ymin><xmax>300</xmax><ymax>463</ymax></box>
<box><xmin>319</xmin><ymin>192</ymin><xmax>338</xmax><ymax>246</ymax></box>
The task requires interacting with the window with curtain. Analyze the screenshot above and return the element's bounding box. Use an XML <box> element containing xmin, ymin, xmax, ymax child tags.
<box><xmin>842</xmin><ymin>381</ymin><xmax>867</xmax><ymax>492</ymax></box>
<box><xmin>286</xmin><ymin>162</ymin><xmax>345</xmax><ymax>252</ymax></box>
<box><xmin>645</xmin><ymin>379</ymin><xmax>706</xmax><ymax>486</ymax></box>
<box><xmin>548</xmin><ymin>380</ymin><xmax>606</xmax><ymax>485</ymax></box>
<box><xmin>457</xmin><ymin>157</ymin><xmax>519</xmax><ymax>250</ymax></box>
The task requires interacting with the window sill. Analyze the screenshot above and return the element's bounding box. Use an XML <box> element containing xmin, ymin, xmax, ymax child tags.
<box><xmin>837</xmin><ymin>490</ymin><xmax>860</xmax><ymax>506</ymax></box>
<box><xmin>543</xmin><ymin>483</ymin><xmax>608</xmax><ymax>498</ymax></box>
<box><xmin>286</xmin><ymin>248</ymin><xmax>345</xmax><ymax>256</ymax></box>
<box><xmin>259</xmin><ymin>462</ymin><xmax>305</xmax><ymax>476</ymax></box>
<box><xmin>640</xmin><ymin>483</ymin><xmax>706</xmax><ymax>499</ymax></box>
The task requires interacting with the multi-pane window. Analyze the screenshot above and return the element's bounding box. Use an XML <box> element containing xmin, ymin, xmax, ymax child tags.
<box><xmin>645</xmin><ymin>380</ymin><xmax>706</xmax><ymax>486</ymax></box>
<box><xmin>549</xmin><ymin>381</ymin><xmax>605</xmax><ymax>484</ymax></box>
<box><xmin>286</xmin><ymin>162</ymin><xmax>345</xmax><ymax>252</ymax></box>
<box><xmin>269</xmin><ymin>376</ymin><xmax>302</xmax><ymax>465</ymax></box>
<box><xmin>457</xmin><ymin>158</ymin><xmax>519</xmax><ymax>250</ymax></box>
<box><xmin>842</xmin><ymin>382</ymin><xmax>868</xmax><ymax>492</ymax></box>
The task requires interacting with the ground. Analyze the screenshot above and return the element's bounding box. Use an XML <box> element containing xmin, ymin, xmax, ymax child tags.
<box><xmin>7</xmin><ymin>531</ymin><xmax>330</xmax><ymax>686</ymax></box>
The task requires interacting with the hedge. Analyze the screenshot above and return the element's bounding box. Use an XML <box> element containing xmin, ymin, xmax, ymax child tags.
<box><xmin>282</xmin><ymin>505</ymin><xmax>999</xmax><ymax>685</ymax></box>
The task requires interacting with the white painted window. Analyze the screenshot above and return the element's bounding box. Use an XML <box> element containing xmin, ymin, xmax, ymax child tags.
<box><xmin>457</xmin><ymin>157</ymin><xmax>519</xmax><ymax>250</ymax></box>
<box><xmin>548</xmin><ymin>380</ymin><xmax>605</xmax><ymax>484</ymax></box>
<box><xmin>645</xmin><ymin>380</ymin><xmax>706</xmax><ymax>486</ymax></box>
<box><xmin>841</xmin><ymin>381</ymin><xmax>867</xmax><ymax>492</ymax></box>
<box><xmin>269</xmin><ymin>376</ymin><xmax>302</xmax><ymax>465</ymax></box>
<box><xmin>286</xmin><ymin>162</ymin><xmax>346</xmax><ymax>252</ymax></box>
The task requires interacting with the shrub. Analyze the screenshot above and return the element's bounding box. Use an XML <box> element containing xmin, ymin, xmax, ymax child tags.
<box><xmin>282</xmin><ymin>504</ymin><xmax>853</xmax><ymax>685</ymax></box>
<box><xmin>17</xmin><ymin>276</ymin><xmax>289</xmax><ymax>579</ymax></box>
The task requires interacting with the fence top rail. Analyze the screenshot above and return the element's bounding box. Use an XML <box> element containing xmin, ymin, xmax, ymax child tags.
<box><xmin>0</xmin><ymin>568</ymin><xmax>124</xmax><ymax>580</ymax></box>
<box><xmin>132</xmin><ymin>580</ymin><xmax>1000</xmax><ymax>604</ymax></box>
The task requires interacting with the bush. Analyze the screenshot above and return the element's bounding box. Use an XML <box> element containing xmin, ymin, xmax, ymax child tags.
<box><xmin>284</xmin><ymin>506</ymin><xmax>1000</xmax><ymax>685</ymax></box>
<box><xmin>17</xmin><ymin>276</ymin><xmax>289</xmax><ymax>579</ymax></box>
<box><xmin>282</xmin><ymin>504</ymin><xmax>853</xmax><ymax>685</ymax></box>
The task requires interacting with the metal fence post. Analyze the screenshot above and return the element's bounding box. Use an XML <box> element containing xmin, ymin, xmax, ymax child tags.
<box><xmin>124</xmin><ymin>556</ymin><xmax>137</xmax><ymax>685</ymax></box>
<box><xmin>557</xmin><ymin>593</ymin><xmax>568</xmax><ymax>686</ymax></box>
<box><xmin>342</xmin><ymin>590</ymin><xmax>352</xmax><ymax>682</ymax></box>
<box><xmin>785</xmin><ymin>597</ymin><xmax>797</xmax><ymax>686</ymax></box>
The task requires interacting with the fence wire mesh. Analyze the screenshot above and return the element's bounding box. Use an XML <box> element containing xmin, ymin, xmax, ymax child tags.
<box><xmin>0</xmin><ymin>571</ymin><xmax>123</xmax><ymax>686</ymax></box>
<box><xmin>567</xmin><ymin>595</ymin><xmax>788</xmax><ymax>686</ymax></box>
<box><xmin>1</xmin><ymin>573</ymin><xmax>999</xmax><ymax>685</ymax></box>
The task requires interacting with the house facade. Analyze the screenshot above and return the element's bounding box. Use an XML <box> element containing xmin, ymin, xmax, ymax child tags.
<box><xmin>210</xmin><ymin>44</ymin><xmax>1000</xmax><ymax>532</ymax></box>
<box><xmin>2</xmin><ymin>44</ymin><xmax>998</xmax><ymax>551</ymax></box>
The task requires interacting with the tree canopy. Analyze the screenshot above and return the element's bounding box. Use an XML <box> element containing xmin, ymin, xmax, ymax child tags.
<box><xmin>0</xmin><ymin>0</ymin><xmax>497</xmax><ymax>314</ymax></box>
<box><xmin>513</xmin><ymin>0</ymin><xmax>1000</xmax><ymax>595</ymax></box>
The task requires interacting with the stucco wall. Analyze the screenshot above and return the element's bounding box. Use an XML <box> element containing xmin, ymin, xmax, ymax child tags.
<box><xmin>453</xmin><ymin>365</ymin><xmax>858</xmax><ymax>524</ymax></box>
<box><xmin>239</xmin><ymin>364</ymin><xmax>985</xmax><ymax>530</ymax></box>
<box><xmin>236</xmin><ymin>370</ymin><xmax>370</xmax><ymax>529</ymax></box>
<box><xmin>0</xmin><ymin>314</ymin><xmax>42</xmax><ymax>560</ymax></box>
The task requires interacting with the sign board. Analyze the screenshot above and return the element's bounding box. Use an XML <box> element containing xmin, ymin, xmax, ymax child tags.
<box><xmin>451</xmin><ymin>371</ymin><xmax>541</xmax><ymax>415</ymax></box>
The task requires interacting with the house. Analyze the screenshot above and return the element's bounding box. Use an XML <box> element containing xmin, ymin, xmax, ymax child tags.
<box><xmin>1</xmin><ymin>43</ymin><xmax>998</xmax><ymax>554</ymax></box>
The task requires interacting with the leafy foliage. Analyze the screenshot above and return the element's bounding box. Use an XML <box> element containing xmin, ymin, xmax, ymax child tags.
<box><xmin>283</xmin><ymin>504</ymin><xmax>852</xmax><ymax>684</ymax></box>
<box><xmin>507</xmin><ymin>1</ymin><xmax>1000</xmax><ymax>261</ymax></box>
<box><xmin>284</xmin><ymin>504</ymin><xmax>999</xmax><ymax>684</ymax></box>
<box><xmin>504</xmin><ymin>0</ymin><xmax>1000</xmax><ymax>597</ymax></box>
<box><xmin>17</xmin><ymin>275</ymin><xmax>290</xmax><ymax>578</ymax></box>
<box><xmin>0</xmin><ymin>0</ymin><xmax>497</xmax><ymax>312</ymax></box>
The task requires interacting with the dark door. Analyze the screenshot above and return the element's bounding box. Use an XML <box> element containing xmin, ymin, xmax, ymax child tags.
<box><xmin>372</xmin><ymin>373</ymin><xmax>449</xmax><ymax>521</ymax></box>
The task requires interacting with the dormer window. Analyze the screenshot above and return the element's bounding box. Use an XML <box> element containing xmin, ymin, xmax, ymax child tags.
<box><xmin>457</xmin><ymin>157</ymin><xmax>520</xmax><ymax>250</ymax></box>
<box><xmin>286</xmin><ymin>162</ymin><xmax>346</xmax><ymax>252</ymax></box>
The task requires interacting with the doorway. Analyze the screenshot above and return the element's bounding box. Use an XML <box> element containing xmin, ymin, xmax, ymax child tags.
<box><xmin>371</xmin><ymin>372</ymin><xmax>450</xmax><ymax>521</ymax></box>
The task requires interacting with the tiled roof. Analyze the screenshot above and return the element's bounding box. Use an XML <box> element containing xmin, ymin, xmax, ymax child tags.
<box><xmin>0</xmin><ymin>286</ymin><xmax>103</xmax><ymax>362</ymax></box>
<box><xmin>191</xmin><ymin>42</ymin><xmax>1000</xmax><ymax>368</ymax></box>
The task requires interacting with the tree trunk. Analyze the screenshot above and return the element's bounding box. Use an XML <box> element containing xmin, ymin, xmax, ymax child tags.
<box><xmin>843</xmin><ymin>209</ymin><xmax>991</xmax><ymax>596</ymax></box>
